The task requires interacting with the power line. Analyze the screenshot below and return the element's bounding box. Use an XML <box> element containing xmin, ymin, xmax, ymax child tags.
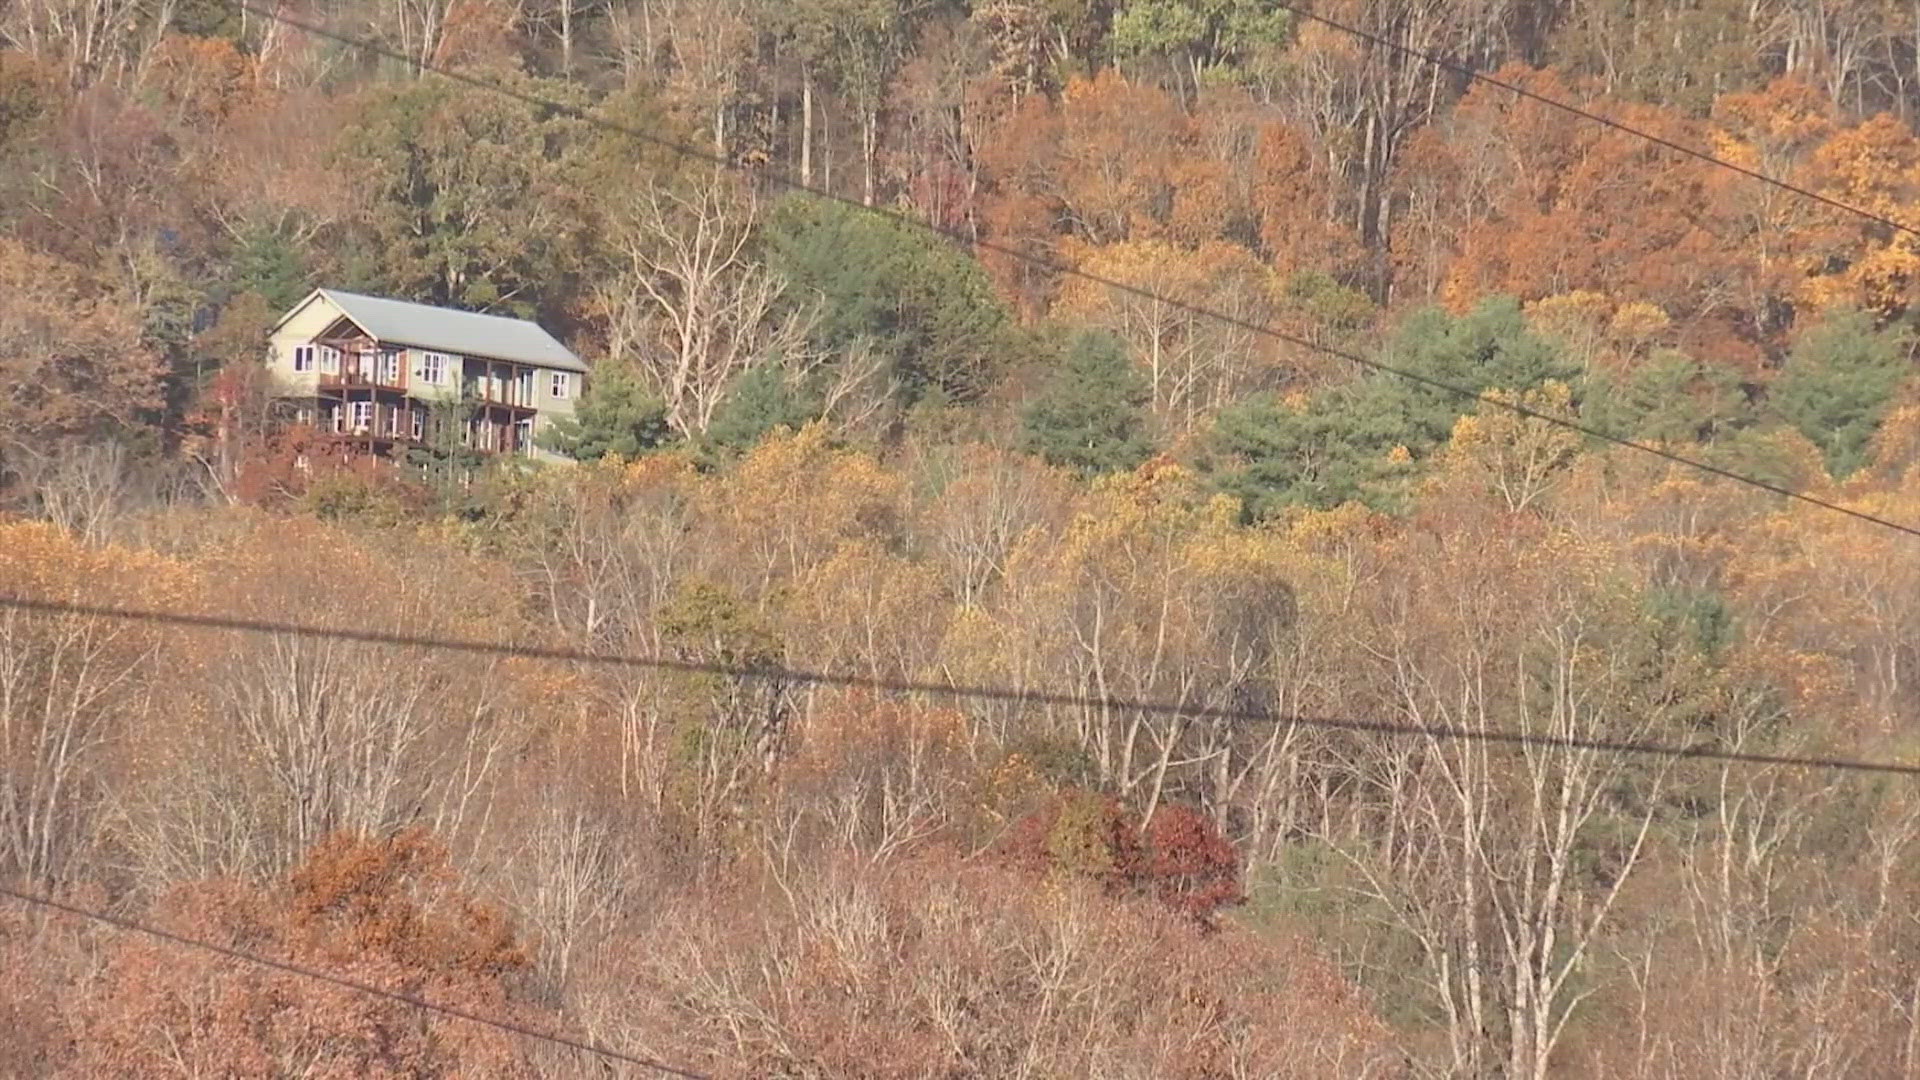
<box><xmin>231</xmin><ymin>2</ymin><xmax>1920</xmax><ymax>542</ymax></box>
<box><xmin>3</xmin><ymin>593</ymin><xmax>1915</xmax><ymax>777</ymax></box>
<box><xmin>0</xmin><ymin>882</ymin><xmax>710</xmax><ymax>1079</ymax></box>
<box><xmin>1272</xmin><ymin>2</ymin><xmax>1920</xmax><ymax>241</ymax></box>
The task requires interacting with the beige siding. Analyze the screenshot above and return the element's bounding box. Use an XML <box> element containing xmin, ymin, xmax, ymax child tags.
<box><xmin>536</xmin><ymin>367</ymin><xmax>580</xmax><ymax>415</ymax></box>
<box><xmin>266</xmin><ymin>294</ymin><xmax>348</xmax><ymax>392</ymax></box>
<box><xmin>407</xmin><ymin>349</ymin><xmax>465</xmax><ymax>402</ymax></box>
<box><xmin>528</xmin><ymin>366</ymin><xmax>580</xmax><ymax>463</ymax></box>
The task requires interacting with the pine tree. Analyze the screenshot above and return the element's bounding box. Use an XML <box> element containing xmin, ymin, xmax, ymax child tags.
<box><xmin>1772</xmin><ymin>309</ymin><xmax>1912</xmax><ymax>478</ymax></box>
<box><xmin>765</xmin><ymin>195</ymin><xmax>1010</xmax><ymax>404</ymax></box>
<box><xmin>703</xmin><ymin>363</ymin><xmax>821</xmax><ymax>457</ymax></box>
<box><xmin>1206</xmin><ymin>388</ymin><xmax>1414</xmax><ymax>518</ymax></box>
<box><xmin>539</xmin><ymin>364</ymin><xmax>673</xmax><ymax>461</ymax></box>
<box><xmin>1021</xmin><ymin>331</ymin><xmax>1154</xmax><ymax>477</ymax></box>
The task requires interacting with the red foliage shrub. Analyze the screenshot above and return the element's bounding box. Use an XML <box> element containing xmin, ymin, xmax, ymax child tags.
<box><xmin>1143</xmin><ymin>802</ymin><xmax>1245</xmax><ymax>920</ymax></box>
<box><xmin>1001</xmin><ymin>787</ymin><xmax>1243</xmax><ymax>925</ymax></box>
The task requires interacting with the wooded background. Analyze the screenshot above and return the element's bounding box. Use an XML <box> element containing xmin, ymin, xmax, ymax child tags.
<box><xmin>5</xmin><ymin>2</ymin><xmax>1920</xmax><ymax>1076</ymax></box>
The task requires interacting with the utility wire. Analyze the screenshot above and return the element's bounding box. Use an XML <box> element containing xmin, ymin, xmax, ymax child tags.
<box><xmin>0</xmin><ymin>882</ymin><xmax>710</xmax><ymax>1079</ymax></box>
<box><xmin>1271</xmin><ymin>1</ymin><xmax>1920</xmax><ymax>241</ymax></box>
<box><xmin>232</xmin><ymin>3</ymin><xmax>1920</xmax><ymax>541</ymax></box>
<box><xmin>3</xmin><ymin>594</ymin><xmax>1915</xmax><ymax>777</ymax></box>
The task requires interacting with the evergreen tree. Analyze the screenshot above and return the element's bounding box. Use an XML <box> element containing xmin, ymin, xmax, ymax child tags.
<box><xmin>704</xmin><ymin>363</ymin><xmax>821</xmax><ymax>457</ymax></box>
<box><xmin>1204</xmin><ymin>297</ymin><xmax>1563</xmax><ymax>518</ymax></box>
<box><xmin>765</xmin><ymin>195</ymin><xmax>1010</xmax><ymax>404</ymax></box>
<box><xmin>1581</xmin><ymin>349</ymin><xmax>1749</xmax><ymax>446</ymax></box>
<box><xmin>1021</xmin><ymin>331</ymin><xmax>1154</xmax><ymax>477</ymax></box>
<box><xmin>1206</xmin><ymin>389</ymin><xmax>1414</xmax><ymax>518</ymax></box>
<box><xmin>1771</xmin><ymin>309</ymin><xmax>1912</xmax><ymax>478</ymax></box>
<box><xmin>227</xmin><ymin>225</ymin><xmax>310</xmax><ymax>312</ymax></box>
<box><xmin>1368</xmin><ymin>296</ymin><xmax>1577</xmax><ymax>456</ymax></box>
<box><xmin>539</xmin><ymin>364</ymin><xmax>673</xmax><ymax>461</ymax></box>
<box><xmin>402</xmin><ymin>397</ymin><xmax>487</xmax><ymax>516</ymax></box>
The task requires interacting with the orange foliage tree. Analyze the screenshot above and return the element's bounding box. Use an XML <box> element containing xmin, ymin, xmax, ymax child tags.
<box><xmin>60</xmin><ymin>829</ymin><xmax>546</xmax><ymax>1077</ymax></box>
<box><xmin>0</xmin><ymin>237</ymin><xmax>165</xmax><ymax>449</ymax></box>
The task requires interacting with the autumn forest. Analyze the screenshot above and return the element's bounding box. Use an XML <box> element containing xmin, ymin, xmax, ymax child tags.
<box><xmin>5</xmin><ymin>0</ymin><xmax>1920</xmax><ymax>1076</ymax></box>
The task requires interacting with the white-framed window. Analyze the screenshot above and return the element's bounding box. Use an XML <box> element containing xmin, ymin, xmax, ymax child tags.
<box><xmin>319</xmin><ymin>346</ymin><xmax>341</xmax><ymax>374</ymax></box>
<box><xmin>418</xmin><ymin>352</ymin><xmax>450</xmax><ymax>385</ymax></box>
<box><xmin>516</xmin><ymin>367</ymin><xmax>533</xmax><ymax>405</ymax></box>
<box><xmin>349</xmin><ymin>401</ymin><xmax>373</xmax><ymax>431</ymax></box>
<box><xmin>411</xmin><ymin>410</ymin><xmax>425</xmax><ymax>440</ymax></box>
<box><xmin>387</xmin><ymin>406</ymin><xmax>405</xmax><ymax>436</ymax></box>
<box><xmin>550</xmin><ymin>371</ymin><xmax>571</xmax><ymax>400</ymax></box>
<box><xmin>376</xmin><ymin>350</ymin><xmax>401</xmax><ymax>385</ymax></box>
<box><xmin>293</xmin><ymin>345</ymin><xmax>315</xmax><ymax>373</ymax></box>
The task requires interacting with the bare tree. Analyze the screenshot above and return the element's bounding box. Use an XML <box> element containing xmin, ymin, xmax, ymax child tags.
<box><xmin>917</xmin><ymin>444</ymin><xmax>1071</xmax><ymax>608</ymax></box>
<box><xmin>0</xmin><ymin>0</ymin><xmax>170</xmax><ymax>86</ymax></box>
<box><xmin>507</xmin><ymin>464</ymin><xmax>693</xmax><ymax>647</ymax></box>
<box><xmin>1322</xmin><ymin>539</ymin><xmax>1674</xmax><ymax>1079</ymax></box>
<box><xmin>601</xmin><ymin>0</ymin><xmax>674</xmax><ymax>88</ymax></box>
<box><xmin>0</xmin><ymin>603</ymin><xmax>155</xmax><ymax>887</ymax></box>
<box><xmin>3</xmin><ymin>440</ymin><xmax>132</xmax><ymax>546</ymax></box>
<box><xmin>366</xmin><ymin>0</ymin><xmax>460</xmax><ymax>72</ymax></box>
<box><xmin>609</xmin><ymin>0</ymin><xmax>752</xmax><ymax>154</ymax></box>
<box><xmin>503</xmin><ymin>802</ymin><xmax>635</xmax><ymax>998</ymax></box>
<box><xmin>212</xmin><ymin>634</ymin><xmax>512</xmax><ymax>873</ymax></box>
<box><xmin>601</xmin><ymin>175</ymin><xmax>812</xmax><ymax>436</ymax></box>
<box><xmin>1272</xmin><ymin>0</ymin><xmax>1505</xmax><ymax>297</ymax></box>
<box><xmin>104</xmin><ymin>565</ymin><xmax>520</xmax><ymax>892</ymax></box>
<box><xmin>511</xmin><ymin>0</ymin><xmax>596</xmax><ymax>74</ymax></box>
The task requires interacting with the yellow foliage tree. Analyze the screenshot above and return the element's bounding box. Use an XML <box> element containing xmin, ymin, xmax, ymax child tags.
<box><xmin>1443</xmin><ymin>381</ymin><xmax>1583</xmax><ymax>514</ymax></box>
<box><xmin>1054</xmin><ymin>238</ymin><xmax>1280</xmax><ymax>430</ymax></box>
<box><xmin>700</xmin><ymin>422</ymin><xmax>907</xmax><ymax>594</ymax></box>
<box><xmin>1804</xmin><ymin>113</ymin><xmax>1920</xmax><ymax>317</ymax></box>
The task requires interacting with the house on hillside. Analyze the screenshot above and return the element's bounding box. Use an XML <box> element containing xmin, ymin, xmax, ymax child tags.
<box><xmin>267</xmin><ymin>289</ymin><xmax>585</xmax><ymax>463</ymax></box>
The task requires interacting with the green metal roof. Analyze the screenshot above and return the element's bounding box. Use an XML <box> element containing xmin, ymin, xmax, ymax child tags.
<box><xmin>301</xmin><ymin>288</ymin><xmax>589</xmax><ymax>373</ymax></box>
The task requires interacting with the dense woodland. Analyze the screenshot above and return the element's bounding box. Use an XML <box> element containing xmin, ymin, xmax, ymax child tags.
<box><xmin>6</xmin><ymin>1</ymin><xmax>1920</xmax><ymax>1076</ymax></box>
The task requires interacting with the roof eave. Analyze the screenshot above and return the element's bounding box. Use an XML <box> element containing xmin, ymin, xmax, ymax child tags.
<box><xmin>373</xmin><ymin>337</ymin><xmax>588</xmax><ymax>373</ymax></box>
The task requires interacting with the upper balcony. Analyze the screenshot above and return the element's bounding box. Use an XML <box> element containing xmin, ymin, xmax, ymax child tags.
<box><xmin>293</xmin><ymin>339</ymin><xmax>546</xmax><ymax>410</ymax></box>
<box><xmin>317</xmin><ymin>369</ymin><xmax>405</xmax><ymax>391</ymax></box>
<box><xmin>462</xmin><ymin>364</ymin><xmax>538</xmax><ymax>410</ymax></box>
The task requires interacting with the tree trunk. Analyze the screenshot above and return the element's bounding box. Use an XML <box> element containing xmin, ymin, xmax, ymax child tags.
<box><xmin>862</xmin><ymin>107</ymin><xmax>877</xmax><ymax>207</ymax></box>
<box><xmin>801</xmin><ymin>67</ymin><xmax>814</xmax><ymax>188</ymax></box>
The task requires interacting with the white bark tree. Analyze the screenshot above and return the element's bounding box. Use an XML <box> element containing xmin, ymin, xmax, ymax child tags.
<box><xmin>1321</xmin><ymin>526</ymin><xmax>1676</xmax><ymax>1078</ymax></box>
<box><xmin>601</xmin><ymin>176</ymin><xmax>811</xmax><ymax>436</ymax></box>
<box><xmin>0</xmin><ymin>604</ymin><xmax>155</xmax><ymax>886</ymax></box>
